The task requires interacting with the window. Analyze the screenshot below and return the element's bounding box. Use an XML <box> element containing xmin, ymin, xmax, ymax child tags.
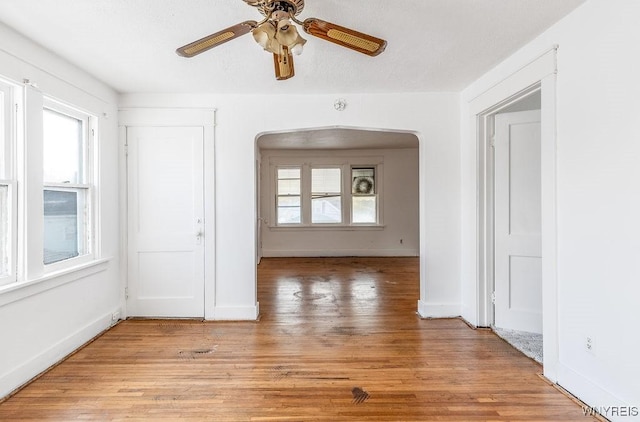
<box><xmin>351</xmin><ymin>167</ymin><xmax>377</xmax><ymax>224</ymax></box>
<box><xmin>312</xmin><ymin>168</ymin><xmax>342</xmax><ymax>223</ymax></box>
<box><xmin>0</xmin><ymin>79</ymin><xmax>16</xmax><ymax>284</ymax></box>
<box><xmin>273</xmin><ymin>160</ymin><xmax>381</xmax><ymax>227</ymax></box>
<box><xmin>0</xmin><ymin>184</ymin><xmax>9</xmax><ymax>279</ymax></box>
<box><xmin>276</xmin><ymin>167</ymin><xmax>301</xmax><ymax>224</ymax></box>
<box><xmin>42</xmin><ymin>103</ymin><xmax>92</xmax><ymax>266</ymax></box>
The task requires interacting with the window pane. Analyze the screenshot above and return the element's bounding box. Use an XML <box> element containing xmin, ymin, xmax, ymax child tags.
<box><xmin>0</xmin><ymin>91</ymin><xmax>5</xmax><ymax>179</ymax></box>
<box><xmin>312</xmin><ymin>168</ymin><xmax>341</xmax><ymax>193</ymax></box>
<box><xmin>0</xmin><ymin>185</ymin><xmax>8</xmax><ymax>277</ymax></box>
<box><xmin>278</xmin><ymin>179</ymin><xmax>300</xmax><ymax>195</ymax></box>
<box><xmin>352</xmin><ymin>196</ymin><xmax>377</xmax><ymax>224</ymax></box>
<box><xmin>43</xmin><ymin>109</ymin><xmax>84</xmax><ymax>184</ymax></box>
<box><xmin>312</xmin><ymin>195</ymin><xmax>342</xmax><ymax>223</ymax></box>
<box><xmin>44</xmin><ymin>190</ymin><xmax>84</xmax><ymax>264</ymax></box>
<box><xmin>278</xmin><ymin>168</ymin><xmax>300</xmax><ymax>180</ymax></box>
<box><xmin>277</xmin><ymin>196</ymin><xmax>301</xmax><ymax>224</ymax></box>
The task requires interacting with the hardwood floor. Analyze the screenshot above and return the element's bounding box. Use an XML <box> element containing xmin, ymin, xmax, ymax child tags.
<box><xmin>0</xmin><ymin>257</ymin><xmax>595</xmax><ymax>421</ymax></box>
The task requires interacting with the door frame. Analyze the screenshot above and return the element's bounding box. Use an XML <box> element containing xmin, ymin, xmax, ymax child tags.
<box><xmin>483</xmin><ymin>94</ymin><xmax>542</xmax><ymax>332</ymax></box>
<box><xmin>118</xmin><ymin>108</ymin><xmax>216</xmax><ymax>320</ymax></box>
<box><xmin>469</xmin><ymin>47</ymin><xmax>559</xmax><ymax>381</ymax></box>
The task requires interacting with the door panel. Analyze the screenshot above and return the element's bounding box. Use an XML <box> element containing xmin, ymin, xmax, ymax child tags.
<box><xmin>127</xmin><ymin>126</ymin><xmax>205</xmax><ymax>318</ymax></box>
<box><xmin>494</xmin><ymin>110</ymin><xmax>542</xmax><ymax>333</ymax></box>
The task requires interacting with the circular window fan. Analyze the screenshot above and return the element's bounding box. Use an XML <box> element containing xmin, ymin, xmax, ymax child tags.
<box><xmin>352</xmin><ymin>176</ymin><xmax>374</xmax><ymax>195</ymax></box>
<box><xmin>176</xmin><ymin>0</ymin><xmax>387</xmax><ymax>80</ymax></box>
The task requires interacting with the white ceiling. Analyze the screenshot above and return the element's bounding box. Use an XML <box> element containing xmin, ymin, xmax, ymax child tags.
<box><xmin>0</xmin><ymin>0</ymin><xmax>585</xmax><ymax>94</ymax></box>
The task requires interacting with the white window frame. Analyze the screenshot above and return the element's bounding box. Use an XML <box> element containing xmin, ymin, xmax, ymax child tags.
<box><xmin>310</xmin><ymin>166</ymin><xmax>343</xmax><ymax>225</ymax></box>
<box><xmin>270</xmin><ymin>156</ymin><xmax>384</xmax><ymax>229</ymax></box>
<box><xmin>0</xmin><ymin>78</ymin><xmax>18</xmax><ymax>286</ymax></box>
<box><xmin>350</xmin><ymin>166</ymin><xmax>379</xmax><ymax>225</ymax></box>
<box><xmin>275</xmin><ymin>166</ymin><xmax>302</xmax><ymax>226</ymax></box>
<box><xmin>42</xmin><ymin>98</ymin><xmax>95</xmax><ymax>272</ymax></box>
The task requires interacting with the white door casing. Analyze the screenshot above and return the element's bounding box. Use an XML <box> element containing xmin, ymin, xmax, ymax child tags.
<box><xmin>494</xmin><ymin>110</ymin><xmax>542</xmax><ymax>334</ymax></box>
<box><xmin>127</xmin><ymin>126</ymin><xmax>205</xmax><ymax>318</ymax></box>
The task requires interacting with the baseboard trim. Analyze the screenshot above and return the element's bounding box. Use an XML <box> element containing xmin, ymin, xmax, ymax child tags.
<box><xmin>417</xmin><ymin>300</ymin><xmax>461</xmax><ymax>318</ymax></box>
<box><xmin>557</xmin><ymin>362</ymin><xmax>633</xmax><ymax>420</ymax></box>
<box><xmin>0</xmin><ymin>308</ymin><xmax>117</xmax><ymax>400</ymax></box>
<box><xmin>211</xmin><ymin>304</ymin><xmax>260</xmax><ymax>321</ymax></box>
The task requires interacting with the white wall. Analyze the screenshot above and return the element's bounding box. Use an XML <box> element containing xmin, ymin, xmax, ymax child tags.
<box><xmin>461</xmin><ymin>0</ymin><xmax>640</xmax><ymax>418</ymax></box>
<box><xmin>259</xmin><ymin>147</ymin><xmax>420</xmax><ymax>257</ymax></box>
<box><xmin>0</xmin><ymin>23</ymin><xmax>120</xmax><ymax>398</ymax></box>
<box><xmin>120</xmin><ymin>92</ymin><xmax>461</xmax><ymax>319</ymax></box>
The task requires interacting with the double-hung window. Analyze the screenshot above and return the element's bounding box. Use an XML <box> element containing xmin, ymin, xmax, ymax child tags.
<box><xmin>311</xmin><ymin>167</ymin><xmax>342</xmax><ymax>224</ymax></box>
<box><xmin>0</xmin><ymin>80</ymin><xmax>16</xmax><ymax>285</ymax></box>
<box><xmin>276</xmin><ymin>167</ymin><xmax>301</xmax><ymax>225</ymax></box>
<box><xmin>42</xmin><ymin>101</ymin><xmax>93</xmax><ymax>267</ymax></box>
<box><xmin>351</xmin><ymin>167</ymin><xmax>377</xmax><ymax>224</ymax></box>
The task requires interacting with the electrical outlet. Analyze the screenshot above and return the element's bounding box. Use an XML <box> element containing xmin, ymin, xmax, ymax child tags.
<box><xmin>111</xmin><ymin>311</ymin><xmax>121</xmax><ymax>322</ymax></box>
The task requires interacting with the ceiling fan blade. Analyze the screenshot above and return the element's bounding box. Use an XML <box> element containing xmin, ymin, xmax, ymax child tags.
<box><xmin>176</xmin><ymin>21</ymin><xmax>257</xmax><ymax>57</ymax></box>
<box><xmin>302</xmin><ymin>18</ymin><xmax>387</xmax><ymax>57</ymax></box>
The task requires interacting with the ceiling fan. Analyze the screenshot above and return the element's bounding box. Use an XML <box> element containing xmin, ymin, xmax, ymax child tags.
<box><xmin>176</xmin><ymin>0</ymin><xmax>387</xmax><ymax>80</ymax></box>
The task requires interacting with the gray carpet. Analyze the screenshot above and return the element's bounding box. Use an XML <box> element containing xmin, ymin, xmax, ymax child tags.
<box><xmin>493</xmin><ymin>327</ymin><xmax>543</xmax><ymax>364</ymax></box>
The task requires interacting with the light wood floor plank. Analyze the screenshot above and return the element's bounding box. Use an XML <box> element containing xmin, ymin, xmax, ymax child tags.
<box><xmin>0</xmin><ymin>257</ymin><xmax>595</xmax><ymax>421</ymax></box>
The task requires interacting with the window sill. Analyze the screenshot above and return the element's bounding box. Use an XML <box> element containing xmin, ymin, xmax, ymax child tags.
<box><xmin>268</xmin><ymin>224</ymin><xmax>385</xmax><ymax>232</ymax></box>
<box><xmin>0</xmin><ymin>258</ymin><xmax>111</xmax><ymax>307</ymax></box>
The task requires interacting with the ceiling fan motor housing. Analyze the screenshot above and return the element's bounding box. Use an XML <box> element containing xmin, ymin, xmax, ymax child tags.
<box><xmin>256</xmin><ymin>0</ymin><xmax>305</xmax><ymax>17</ymax></box>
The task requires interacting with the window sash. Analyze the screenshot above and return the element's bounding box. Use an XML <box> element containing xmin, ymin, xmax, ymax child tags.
<box><xmin>0</xmin><ymin>81</ymin><xmax>13</xmax><ymax>180</ymax></box>
<box><xmin>0</xmin><ymin>182</ymin><xmax>13</xmax><ymax>283</ymax></box>
<box><xmin>43</xmin><ymin>105</ymin><xmax>88</xmax><ymax>185</ymax></box>
<box><xmin>43</xmin><ymin>186</ymin><xmax>91</xmax><ymax>266</ymax></box>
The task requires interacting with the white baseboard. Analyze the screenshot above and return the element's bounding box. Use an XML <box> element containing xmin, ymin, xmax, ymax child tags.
<box><xmin>262</xmin><ymin>249</ymin><xmax>419</xmax><ymax>258</ymax></box>
<box><xmin>0</xmin><ymin>308</ymin><xmax>117</xmax><ymax>399</ymax></box>
<box><xmin>417</xmin><ymin>300</ymin><xmax>461</xmax><ymax>318</ymax></box>
<box><xmin>557</xmin><ymin>362</ymin><xmax>635</xmax><ymax>421</ymax></box>
<box><xmin>210</xmin><ymin>304</ymin><xmax>259</xmax><ymax>321</ymax></box>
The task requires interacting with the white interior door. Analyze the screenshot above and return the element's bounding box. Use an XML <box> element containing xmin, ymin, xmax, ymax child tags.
<box><xmin>127</xmin><ymin>126</ymin><xmax>205</xmax><ymax>318</ymax></box>
<box><xmin>494</xmin><ymin>110</ymin><xmax>542</xmax><ymax>333</ymax></box>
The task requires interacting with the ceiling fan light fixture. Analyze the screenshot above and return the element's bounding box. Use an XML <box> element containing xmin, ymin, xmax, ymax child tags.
<box><xmin>274</xmin><ymin>46</ymin><xmax>295</xmax><ymax>80</ymax></box>
<box><xmin>176</xmin><ymin>1</ymin><xmax>387</xmax><ymax>79</ymax></box>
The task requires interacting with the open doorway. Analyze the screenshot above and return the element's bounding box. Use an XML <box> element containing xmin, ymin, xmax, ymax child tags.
<box><xmin>254</xmin><ymin>127</ymin><xmax>420</xmax><ymax>317</ymax></box>
<box><xmin>489</xmin><ymin>90</ymin><xmax>543</xmax><ymax>362</ymax></box>
<box><xmin>466</xmin><ymin>47</ymin><xmax>558</xmax><ymax>380</ymax></box>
